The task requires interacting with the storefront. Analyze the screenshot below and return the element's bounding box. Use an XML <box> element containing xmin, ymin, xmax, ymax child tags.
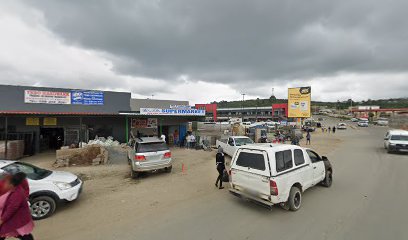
<box><xmin>0</xmin><ymin>85</ymin><xmax>131</xmax><ymax>158</ymax></box>
<box><xmin>122</xmin><ymin>99</ymin><xmax>206</xmax><ymax>146</ymax></box>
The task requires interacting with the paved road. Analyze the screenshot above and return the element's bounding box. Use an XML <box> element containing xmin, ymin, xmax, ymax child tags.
<box><xmin>112</xmin><ymin>124</ymin><xmax>408</xmax><ymax>240</ymax></box>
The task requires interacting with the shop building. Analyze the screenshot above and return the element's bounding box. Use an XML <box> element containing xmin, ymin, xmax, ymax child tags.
<box><xmin>0</xmin><ymin>84</ymin><xmax>204</xmax><ymax>158</ymax></box>
<box><xmin>272</xmin><ymin>103</ymin><xmax>288</xmax><ymax>120</ymax></box>
<box><xmin>122</xmin><ymin>99</ymin><xmax>205</xmax><ymax>146</ymax></box>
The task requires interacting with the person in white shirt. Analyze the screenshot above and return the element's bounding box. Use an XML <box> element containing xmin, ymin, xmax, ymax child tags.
<box><xmin>190</xmin><ymin>134</ymin><xmax>196</xmax><ymax>149</ymax></box>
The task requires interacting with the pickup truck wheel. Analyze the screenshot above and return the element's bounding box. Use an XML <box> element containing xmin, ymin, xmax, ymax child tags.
<box><xmin>130</xmin><ymin>169</ymin><xmax>139</xmax><ymax>179</ymax></box>
<box><xmin>30</xmin><ymin>196</ymin><xmax>56</xmax><ymax>220</ymax></box>
<box><xmin>288</xmin><ymin>187</ymin><xmax>302</xmax><ymax>211</ymax></box>
<box><xmin>322</xmin><ymin>170</ymin><xmax>333</xmax><ymax>187</ymax></box>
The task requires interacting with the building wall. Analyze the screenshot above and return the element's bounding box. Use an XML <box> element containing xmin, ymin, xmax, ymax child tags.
<box><xmin>272</xmin><ymin>103</ymin><xmax>288</xmax><ymax>118</ymax></box>
<box><xmin>130</xmin><ymin>99</ymin><xmax>189</xmax><ymax>111</ymax></box>
<box><xmin>0</xmin><ymin>85</ymin><xmax>131</xmax><ymax>113</ymax></box>
<box><xmin>195</xmin><ymin>103</ymin><xmax>217</xmax><ymax>121</ymax></box>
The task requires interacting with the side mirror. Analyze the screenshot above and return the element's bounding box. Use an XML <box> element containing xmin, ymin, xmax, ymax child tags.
<box><xmin>322</xmin><ymin>156</ymin><xmax>328</xmax><ymax>161</ymax></box>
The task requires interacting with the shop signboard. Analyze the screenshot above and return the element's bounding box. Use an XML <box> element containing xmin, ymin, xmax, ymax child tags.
<box><xmin>71</xmin><ymin>90</ymin><xmax>104</xmax><ymax>105</ymax></box>
<box><xmin>26</xmin><ymin>117</ymin><xmax>40</xmax><ymax>126</ymax></box>
<box><xmin>132</xmin><ymin>119</ymin><xmax>147</xmax><ymax>128</ymax></box>
<box><xmin>147</xmin><ymin>118</ymin><xmax>158</xmax><ymax>128</ymax></box>
<box><xmin>43</xmin><ymin>117</ymin><xmax>57</xmax><ymax>126</ymax></box>
<box><xmin>132</xmin><ymin>118</ymin><xmax>158</xmax><ymax>128</ymax></box>
<box><xmin>24</xmin><ymin>90</ymin><xmax>71</xmax><ymax>104</ymax></box>
<box><xmin>288</xmin><ymin>87</ymin><xmax>311</xmax><ymax>118</ymax></box>
<box><xmin>140</xmin><ymin>108</ymin><xmax>205</xmax><ymax>116</ymax></box>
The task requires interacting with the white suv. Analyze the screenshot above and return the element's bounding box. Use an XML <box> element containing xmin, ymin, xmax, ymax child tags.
<box><xmin>0</xmin><ymin>160</ymin><xmax>83</xmax><ymax>220</ymax></box>
<box><xmin>384</xmin><ymin>130</ymin><xmax>408</xmax><ymax>153</ymax></box>
<box><xmin>229</xmin><ymin>144</ymin><xmax>332</xmax><ymax>211</ymax></box>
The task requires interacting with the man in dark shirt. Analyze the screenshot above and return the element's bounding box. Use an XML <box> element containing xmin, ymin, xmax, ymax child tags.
<box><xmin>215</xmin><ymin>147</ymin><xmax>226</xmax><ymax>189</ymax></box>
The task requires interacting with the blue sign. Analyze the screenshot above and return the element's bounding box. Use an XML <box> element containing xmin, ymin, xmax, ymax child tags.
<box><xmin>71</xmin><ymin>90</ymin><xmax>104</xmax><ymax>105</ymax></box>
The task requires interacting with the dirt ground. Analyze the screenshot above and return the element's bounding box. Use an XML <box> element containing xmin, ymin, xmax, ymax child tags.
<box><xmin>23</xmin><ymin>129</ymin><xmax>343</xmax><ymax>240</ymax></box>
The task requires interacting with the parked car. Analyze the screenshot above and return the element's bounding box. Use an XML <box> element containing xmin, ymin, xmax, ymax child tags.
<box><xmin>377</xmin><ymin>118</ymin><xmax>389</xmax><ymax>126</ymax></box>
<box><xmin>216</xmin><ymin>136</ymin><xmax>254</xmax><ymax>156</ymax></box>
<box><xmin>384</xmin><ymin>130</ymin><xmax>408</xmax><ymax>153</ymax></box>
<box><xmin>0</xmin><ymin>160</ymin><xmax>83</xmax><ymax>220</ymax></box>
<box><xmin>229</xmin><ymin>144</ymin><xmax>332</xmax><ymax>211</ymax></box>
<box><xmin>337</xmin><ymin>123</ymin><xmax>347</xmax><ymax>130</ymax></box>
<box><xmin>351</xmin><ymin>118</ymin><xmax>359</xmax><ymax>122</ymax></box>
<box><xmin>128</xmin><ymin>137</ymin><xmax>172</xmax><ymax>178</ymax></box>
<box><xmin>357</xmin><ymin>120</ymin><xmax>369</xmax><ymax>127</ymax></box>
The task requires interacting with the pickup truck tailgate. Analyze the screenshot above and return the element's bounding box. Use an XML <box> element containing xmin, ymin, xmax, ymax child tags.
<box><xmin>230</xmin><ymin>149</ymin><xmax>271</xmax><ymax>201</ymax></box>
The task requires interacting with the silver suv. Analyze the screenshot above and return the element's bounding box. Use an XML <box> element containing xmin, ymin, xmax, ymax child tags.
<box><xmin>128</xmin><ymin>137</ymin><xmax>173</xmax><ymax>178</ymax></box>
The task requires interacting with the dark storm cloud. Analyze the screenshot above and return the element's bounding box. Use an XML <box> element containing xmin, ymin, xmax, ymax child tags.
<box><xmin>22</xmin><ymin>0</ymin><xmax>408</xmax><ymax>85</ymax></box>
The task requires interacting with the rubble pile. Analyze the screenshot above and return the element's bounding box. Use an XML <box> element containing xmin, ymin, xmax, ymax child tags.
<box><xmin>54</xmin><ymin>145</ymin><xmax>109</xmax><ymax>168</ymax></box>
<box><xmin>83</xmin><ymin>136</ymin><xmax>120</xmax><ymax>148</ymax></box>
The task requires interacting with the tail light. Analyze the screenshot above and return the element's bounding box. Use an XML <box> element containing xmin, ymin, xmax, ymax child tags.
<box><xmin>164</xmin><ymin>152</ymin><xmax>171</xmax><ymax>159</ymax></box>
<box><xmin>134</xmin><ymin>155</ymin><xmax>146</xmax><ymax>161</ymax></box>
<box><xmin>270</xmin><ymin>179</ymin><xmax>278</xmax><ymax>196</ymax></box>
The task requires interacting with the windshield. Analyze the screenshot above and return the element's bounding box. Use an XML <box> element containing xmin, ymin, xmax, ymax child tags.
<box><xmin>137</xmin><ymin>142</ymin><xmax>169</xmax><ymax>153</ymax></box>
<box><xmin>234</xmin><ymin>138</ymin><xmax>254</xmax><ymax>146</ymax></box>
<box><xmin>390</xmin><ymin>135</ymin><xmax>408</xmax><ymax>141</ymax></box>
<box><xmin>2</xmin><ymin>162</ymin><xmax>52</xmax><ymax>180</ymax></box>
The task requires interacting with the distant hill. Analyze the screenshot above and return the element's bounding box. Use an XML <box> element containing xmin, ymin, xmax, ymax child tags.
<box><xmin>212</xmin><ymin>97</ymin><xmax>408</xmax><ymax>109</ymax></box>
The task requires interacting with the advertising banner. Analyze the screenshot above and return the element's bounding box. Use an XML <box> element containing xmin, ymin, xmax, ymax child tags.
<box><xmin>288</xmin><ymin>87</ymin><xmax>311</xmax><ymax>118</ymax></box>
<box><xmin>132</xmin><ymin>118</ymin><xmax>158</xmax><ymax>128</ymax></box>
<box><xmin>71</xmin><ymin>90</ymin><xmax>104</xmax><ymax>105</ymax></box>
<box><xmin>140</xmin><ymin>108</ymin><xmax>205</xmax><ymax>116</ymax></box>
<box><xmin>24</xmin><ymin>90</ymin><xmax>71</xmax><ymax>104</ymax></box>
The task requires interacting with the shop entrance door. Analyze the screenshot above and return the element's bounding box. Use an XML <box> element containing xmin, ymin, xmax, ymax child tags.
<box><xmin>40</xmin><ymin>127</ymin><xmax>64</xmax><ymax>151</ymax></box>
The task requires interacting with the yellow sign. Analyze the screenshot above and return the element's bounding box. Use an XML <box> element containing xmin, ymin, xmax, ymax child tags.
<box><xmin>288</xmin><ymin>87</ymin><xmax>311</xmax><ymax>118</ymax></box>
<box><xmin>43</xmin><ymin>117</ymin><xmax>57</xmax><ymax>126</ymax></box>
<box><xmin>26</xmin><ymin>117</ymin><xmax>40</xmax><ymax>126</ymax></box>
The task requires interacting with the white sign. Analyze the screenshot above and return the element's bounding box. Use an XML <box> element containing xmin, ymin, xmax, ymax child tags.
<box><xmin>140</xmin><ymin>108</ymin><xmax>205</xmax><ymax>116</ymax></box>
<box><xmin>24</xmin><ymin>90</ymin><xmax>71</xmax><ymax>104</ymax></box>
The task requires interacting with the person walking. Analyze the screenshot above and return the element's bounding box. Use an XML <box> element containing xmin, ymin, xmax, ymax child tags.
<box><xmin>215</xmin><ymin>148</ymin><xmax>226</xmax><ymax>189</ymax></box>
<box><xmin>332</xmin><ymin>126</ymin><xmax>336</xmax><ymax>134</ymax></box>
<box><xmin>0</xmin><ymin>172</ymin><xmax>35</xmax><ymax>240</ymax></box>
<box><xmin>173</xmin><ymin>130</ymin><xmax>179</xmax><ymax>147</ymax></box>
<box><xmin>328</xmin><ymin>126</ymin><xmax>331</xmax><ymax>133</ymax></box>
<box><xmin>306</xmin><ymin>131</ymin><xmax>311</xmax><ymax>145</ymax></box>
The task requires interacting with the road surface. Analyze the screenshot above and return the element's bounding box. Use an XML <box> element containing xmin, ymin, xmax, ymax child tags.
<box><xmin>36</xmin><ymin>123</ymin><xmax>408</xmax><ymax>240</ymax></box>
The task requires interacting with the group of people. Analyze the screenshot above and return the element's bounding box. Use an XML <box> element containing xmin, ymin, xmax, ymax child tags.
<box><xmin>0</xmin><ymin>172</ymin><xmax>34</xmax><ymax>240</ymax></box>
<box><xmin>322</xmin><ymin>126</ymin><xmax>336</xmax><ymax>134</ymax></box>
<box><xmin>185</xmin><ymin>132</ymin><xmax>196</xmax><ymax>149</ymax></box>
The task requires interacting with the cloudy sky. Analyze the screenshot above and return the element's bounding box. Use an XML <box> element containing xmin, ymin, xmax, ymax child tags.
<box><xmin>0</xmin><ymin>0</ymin><xmax>407</xmax><ymax>104</ymax></box>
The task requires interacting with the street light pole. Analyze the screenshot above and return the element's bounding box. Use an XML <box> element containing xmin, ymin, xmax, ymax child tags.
<box><xmin>241</xmin><ymin>93</ymin><xmax>246</xmax><ymax>119</ymax></box>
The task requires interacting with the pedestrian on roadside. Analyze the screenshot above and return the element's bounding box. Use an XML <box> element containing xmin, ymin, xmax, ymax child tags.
<box><xmin>328</xmin><ymin>127</ymin><xmax>331</xmax><ymax>133</ymax></box>
<box><xmin>173</xmin><ymin>130</ymin><xmax>179</xmax><ymax>147</ymax></box>
<box><xmin>306</xmin><ymin>131</ymin><xmax>311</xmax><ymax>145</ymax></box>
<box><xmin>0</xmin><ymin>172</ymin><xmax>35</xmax><ymax>240</ymax></box>
<box><xmin>190</xmin><ymin>133</ymin><xmax>196</xmax><ymax>149</ymax></box>
<box><xmin>215</xmin><ymin>147</ymin><xmax>226</xmax><ymax>189</ymax></box>
<box><xmin>185</xmin><ymin>133</ymin><xmax>191</xmax><ymax>148</ymax></box>
<box><xmin>333</xmin><ymin>126</ymin><xmax>336</xmax><ymax>134</ymax></box>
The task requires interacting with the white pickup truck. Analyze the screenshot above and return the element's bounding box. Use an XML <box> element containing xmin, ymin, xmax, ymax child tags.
<box><xmin>229</xmin><ymin>144</ymin><xmax>333</xmax><ymax>211</ymax></box>
<box><xmin>216</xmin><ymin>136</ymin><xmax>254</xmax><ymax>156</ymax></box>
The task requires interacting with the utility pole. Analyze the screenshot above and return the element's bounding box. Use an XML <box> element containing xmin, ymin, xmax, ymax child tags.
<box><xmin>241</xmin><ymin>93</ymin><xmax>246</xmax><ymax>119</ymax></box>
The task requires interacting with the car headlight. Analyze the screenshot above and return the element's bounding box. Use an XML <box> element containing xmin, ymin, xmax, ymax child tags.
<box><xmin>54</xmin><ymin>181</ymin><xmax>72</xmax><ymax>190</ymax></box>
